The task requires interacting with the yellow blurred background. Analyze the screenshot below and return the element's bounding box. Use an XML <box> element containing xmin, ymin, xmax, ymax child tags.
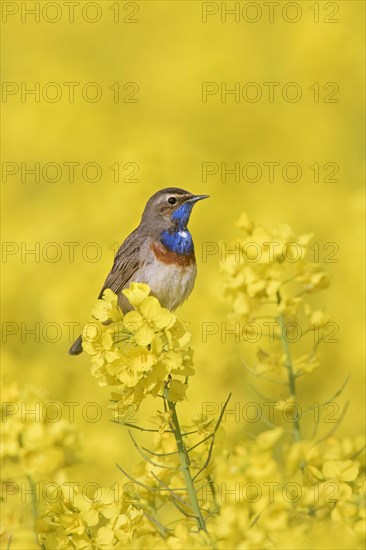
<box><xmin>1</xmin><ymin>0</ymin><xmax>365</xmax><ymax>522</ymax></box>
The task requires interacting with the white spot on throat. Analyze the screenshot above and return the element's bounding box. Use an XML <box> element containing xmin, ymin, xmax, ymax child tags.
<box><xmin>178</xmin><ymin>231</ymin><xmax>189</xmax><ymax>239</ymax></box>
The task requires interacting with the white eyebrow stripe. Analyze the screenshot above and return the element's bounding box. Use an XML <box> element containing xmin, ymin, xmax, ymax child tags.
<box><xmin>157</xmin><ymin>193</ymin><xmax>192</xmax><ymax>204</ymax></box>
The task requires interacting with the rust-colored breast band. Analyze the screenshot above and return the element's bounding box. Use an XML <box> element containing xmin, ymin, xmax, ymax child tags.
<box><xmin>151</xmin><ymin>242</ymin><xmax>195</xmax><ymax>267</ymax></box>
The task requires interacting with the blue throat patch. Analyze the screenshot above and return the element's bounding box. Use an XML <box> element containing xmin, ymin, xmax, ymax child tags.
<box><xmin>160</xmin><ymin>203</ymin><xmax>194</xmax><ymax>255</ymax></box>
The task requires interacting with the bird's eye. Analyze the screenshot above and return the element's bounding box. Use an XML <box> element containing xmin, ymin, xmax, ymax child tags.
<box><xmin>168</xmin><ymin>197</ymin><xmax>177</xmax><ymax>205</ymax></box>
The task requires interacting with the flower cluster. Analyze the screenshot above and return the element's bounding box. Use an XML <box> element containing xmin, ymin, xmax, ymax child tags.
<box><xmin>125</xmin><ymin>432</ymin><xmax>365</xmax><ymax>550</ymax></box>
<box><xmin>121</xmin><ymin>428</ymin><xmax>365</xmax><ymax>550</ymax></box>
<box><xmin>221</xmin><ymin>213</ymin><xmax>331</xmax><ymax>382</ymax></box>
<box><xmin>1</xmin><ymin>380</ymin><xmax>79</xmax><ymax>548</ymax></box>
<box><xmin>35</xmin><ymin>485</ymin><xmax>148</xmax><ymax>549</ymax></box>
<box><xmin>31</xmin><ymin>430</ymin><xmax>365</xmax><ymax>550</ymax></box>
<box><xmin>209</xmin><ymin>214</ymin><xmax>366</xmax><ymax>548</ymax></box>
<box><xmin>82</xmin><ymin>284</ymin><xmax>194</xmax><ymax>414</ymax></box>
<box><xmin>221</xmin><ymin>212</ymin><xmax>329</xmax><ymax>318</ymax></box>
<box><xmin>1</xmin><ymin>381</ymin><xmax>79</xmax><ymax>481</ymax></box>
<box><xmin>32</xmin><ymin>411</ymin><xmax>221</xmax><ymax>550</ymax></box>
<box><xmin>205</xmin><ymin>432</ymin><xmax>366</xmax><ymax>549</ymax></box>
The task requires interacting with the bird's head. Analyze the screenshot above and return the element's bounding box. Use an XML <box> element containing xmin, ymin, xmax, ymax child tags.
<box><xmin>142</xmin><ymin>188</ymin><xmax>209</xmax><ymax>231</ymax></box>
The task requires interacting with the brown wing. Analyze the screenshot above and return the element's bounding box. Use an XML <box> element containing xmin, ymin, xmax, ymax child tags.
<box><xmin>98</xmin><ymin>228</ymin><xmax>146</xmax><ymax>298</ymax></box>
<box><xmin>69</xmin><ymin>229</ymin><xmax>146</xmax><ymax>355</ymax></box>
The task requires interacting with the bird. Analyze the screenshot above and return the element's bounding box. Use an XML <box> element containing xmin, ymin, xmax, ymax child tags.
<box><xmin>69</xmin><ymin>187</ymin><xmax>209</xmax><ymax>355</ymax></box>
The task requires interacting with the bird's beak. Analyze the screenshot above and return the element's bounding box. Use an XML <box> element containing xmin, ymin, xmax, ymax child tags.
<box><xmin>187</xmin><ymin>194</ymin><xmax>210</xmax><ymax>204</ymax></box>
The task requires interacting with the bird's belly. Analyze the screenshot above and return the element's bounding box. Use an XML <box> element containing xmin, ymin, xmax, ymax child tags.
<box><xmin>133</xmin><ymin>256</ymin><xmax>197</xmax><ymax>311</ymax></box>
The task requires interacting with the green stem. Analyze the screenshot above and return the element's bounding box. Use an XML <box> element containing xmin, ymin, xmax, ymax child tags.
<box><xmin>276</xmin><ymin>292</ymin><xmax>301</xmax><ymax>441</ymax></box>
<box><xmin>164</xmin><ymin>393</ymin><xmax>207</xmax><ymax>532</ymax></box>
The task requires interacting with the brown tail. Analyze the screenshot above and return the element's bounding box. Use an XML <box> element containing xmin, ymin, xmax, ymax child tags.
<box><xmin>69</xmin><ymin>335</ymin><xmax>83</xmax><ymax>355</ymax></box>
